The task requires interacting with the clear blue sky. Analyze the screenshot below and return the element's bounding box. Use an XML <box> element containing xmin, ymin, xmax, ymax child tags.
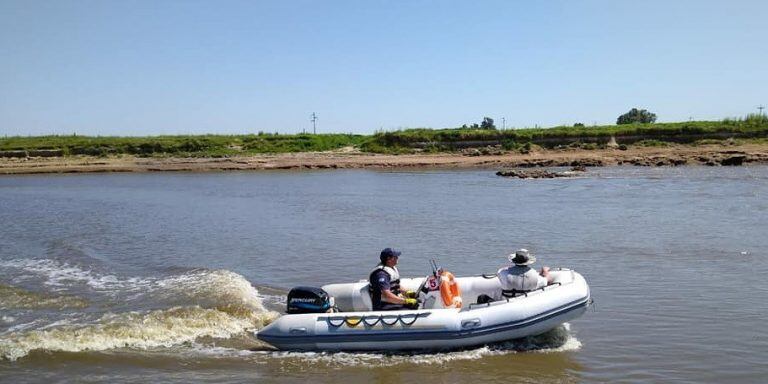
<box><xmin>1</xmin><ymin>0</ymin><xmax>766</xmax><ymax>136</ymax></box>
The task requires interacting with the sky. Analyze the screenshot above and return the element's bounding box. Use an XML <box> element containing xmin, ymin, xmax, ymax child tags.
<box><xmin>1</xmin><ymin>0</ymin><xmax>766</xmax><ymax>136</ymax></box>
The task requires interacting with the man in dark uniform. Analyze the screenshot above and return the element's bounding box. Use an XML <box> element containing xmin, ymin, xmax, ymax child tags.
<box><xmin>369</xmin><ymin>248</ymin><xmax>418</xmax><ymax>311</ymax></box>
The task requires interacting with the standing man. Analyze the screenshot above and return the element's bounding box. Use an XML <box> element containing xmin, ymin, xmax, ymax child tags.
<box><xmin>369</xmin><ymin>248</ymin><xmax>418</xmax><ymax>310</ymax></box>
<box><xmin>497</xmin><ymin>248</ymin><xmax>552</xmax><ymax>298</ymax></box>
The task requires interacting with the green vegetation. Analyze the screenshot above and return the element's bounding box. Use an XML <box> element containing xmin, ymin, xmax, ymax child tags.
<box><xmin>360</xmin><ymin>118</ymin><xmax>768</xmax><ymax>153</ymax></box>
<box><xmin>2</xmin><ymin>115</ymin><xmax>767</xmax><ymax>157</ymax></box>
<box><xmin>480</xmin><ymin>117</ymin><xmax>496</xmax><ymax>130</ymax></box>
<box><xmin>617</xmin><ymin>108</ymin><xmax>657</xmax><ymax>124</ymax></box>
<box><xmin>0</xmin><ymin>133</ymin><xmax>365</xmax><ymax>157</ymax></box>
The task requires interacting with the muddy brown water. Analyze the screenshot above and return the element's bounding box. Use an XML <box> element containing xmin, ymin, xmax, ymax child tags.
<box><xmin>1</xmin><ymin>167</ymin><xmax>767</xmax><ymax>383</ymax></box>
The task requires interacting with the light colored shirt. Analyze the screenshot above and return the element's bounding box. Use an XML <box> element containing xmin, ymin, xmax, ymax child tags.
<box><xmin>497</xmin><ymin>265</ymin><xmax>548</xmax><ymax>294</ymax></box>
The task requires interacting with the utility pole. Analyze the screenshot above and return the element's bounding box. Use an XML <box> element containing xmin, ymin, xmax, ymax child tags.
<box><xmin>310</xmin><ymin>112</ymin><xmax>317</xmax><ymax>134</ymax></box>
<box><xmin>502</xmin><ymin>117</ymin><xmax>506</xmax><ymax>130</ymax></box>
<box><xmin>758</xmin><ymin>105</ymin><xmax>766</xmax><ymax>116</ymax></box>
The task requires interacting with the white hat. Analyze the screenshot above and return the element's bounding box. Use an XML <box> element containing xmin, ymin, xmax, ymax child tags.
<box><xmin>508</xmin><ymin>248</ymin><xmax>536</xmax><ymax>266</ymax></box>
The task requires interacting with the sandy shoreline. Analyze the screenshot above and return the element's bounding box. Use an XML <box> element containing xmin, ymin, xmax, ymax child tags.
<box><xmin>2</xmin><ymin>144</ymin><xmax>768</xmax><ymax>175</ymax></box>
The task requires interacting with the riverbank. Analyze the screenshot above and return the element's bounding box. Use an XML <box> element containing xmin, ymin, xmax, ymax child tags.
<box><xmin>2</xmin><ymin>143</ymin><xmax>768</xmax><ymax>175</ymax></box>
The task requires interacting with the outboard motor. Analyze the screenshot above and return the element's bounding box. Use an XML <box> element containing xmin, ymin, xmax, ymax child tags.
<box><xmin>287</xmin><ymin>286</ymin><xmax>333</xmax><ymax>314</ymax></box>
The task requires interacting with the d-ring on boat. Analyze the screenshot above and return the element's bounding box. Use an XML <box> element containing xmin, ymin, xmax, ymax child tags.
<box><xmin>256</xmin><ymin>268</ymin><xmax>590</xmax><ymax>351</ymax></box>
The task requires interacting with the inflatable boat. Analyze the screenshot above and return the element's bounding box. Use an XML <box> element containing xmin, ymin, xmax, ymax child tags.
<box><xmin>256</xmin><ymin>268</ymin><xmax>590</xmax><ymax>351</ymax></box>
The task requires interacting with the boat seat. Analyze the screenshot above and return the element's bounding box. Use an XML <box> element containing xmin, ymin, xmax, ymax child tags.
<box><xmin>356</xmin><ymin>283</ymin><xmax>373</xmax><ymax>311</ymax></box>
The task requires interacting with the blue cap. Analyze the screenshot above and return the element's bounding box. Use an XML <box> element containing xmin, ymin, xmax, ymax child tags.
<box><xmin>380</xmin><ymin>248</ymin><xmax>402</xmax><ymax>259</ymax></box>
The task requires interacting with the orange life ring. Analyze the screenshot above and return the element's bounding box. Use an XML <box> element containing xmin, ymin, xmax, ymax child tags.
<box><xmin>439</xmin><ymin>271</ymin><xmax>463</xmax><ymax>308</ymax></box>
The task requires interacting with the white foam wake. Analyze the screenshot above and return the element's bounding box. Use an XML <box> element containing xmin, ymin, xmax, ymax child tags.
<box><xmin>0</xmin><ymin>258</ymin><xmax>149</xmax><ymax>293</ymax></box>
<box><xmin>0</xmin><ymin>261</ymin><xmax>280</xmax><ymax>361</ymax></box>
<box><xmin>0</xmin><ymin>306</ymin><xmax>272</xmax><ymax>361</ymax></box>
<box><xmin>0</xmin><ymin>259</ymin><xmax>271</xmax><ymax>308</ymax></box>
<box><xmin>255</xmin><ymin>323</ymin><xmax>580</xmax><ymax>366</ymax></box>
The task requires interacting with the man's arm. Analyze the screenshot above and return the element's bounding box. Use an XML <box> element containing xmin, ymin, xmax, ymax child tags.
<box><xmin>382</xmin><ymin>289</ymin><xmax>406</xmax><ymax>304</ymax></box>
<box><xmin>539</xmin><ymin>266</ymin><xmax>553</xmax><ymax>284</ymax></box>
<box><xmin>373</xmin><ymin>270</ymin><xmax>405</xmax><ymax>304</ymax></box>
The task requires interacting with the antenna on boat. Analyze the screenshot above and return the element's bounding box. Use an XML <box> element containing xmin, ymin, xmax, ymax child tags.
<box><xmin>430</xmin><ymin>259</ymin><xmax>441</xmax><ymax>277</ymax></box>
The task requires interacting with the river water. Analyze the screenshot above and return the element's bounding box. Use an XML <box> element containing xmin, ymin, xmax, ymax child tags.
<box><xmin>1</xmin><ymin>167</ymin><xmax>766</xmax><ymax>383</ymax></box>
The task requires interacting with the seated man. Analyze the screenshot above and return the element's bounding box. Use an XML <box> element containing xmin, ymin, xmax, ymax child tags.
<box><xmin>369</xmin><ymin>248</ymin><xmax>418</xmax><ymax>310</ymax></box>
<box><xmin>497</xmin><ymin>248</ymin><xmax>552</xmax><ymax>298</ymax></box>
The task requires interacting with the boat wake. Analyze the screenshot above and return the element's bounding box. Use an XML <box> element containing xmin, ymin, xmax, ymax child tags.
<box><xmin>0</xmin><ymin>259</ymin><xmax>279</xmax><ymax>361</ymax></box>
<box><xmin>0</xmin><ymin>258</ymin><xmax>579</xmax><ymax>363</ymax></box>
<box><xmin>0</xmin><ymin>283</ymin><xmax>89</xmax><ymax>310</ymax></box>
<box><xmin>250</xmin><ymin>323</ymin><xmax>580</xmax><ymax>366</ymax></box>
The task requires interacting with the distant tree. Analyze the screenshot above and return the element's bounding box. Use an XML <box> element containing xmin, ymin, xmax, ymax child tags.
<box><xmin>471</xmin><ymin>123</ymin><xmax>479</xmax><ymax>129</ymax></box>
<box><xmin>617</xmin><ymin>108</ymin><xmax>657</xmax><ymax>125</ymax></box>
<box><xmin>461</xmin><ymin>124</ymin><xmax>468</xmax><ymax>129</ymax></box>
<box><xmin>480</xmin><ymin>117</ymin><xmax>496</xmax><ymax>129</ymax></box>
<box><xmin>573</xmin><ymin>123</ymin><xmax>585</xmax><ymax>127</ymax></box>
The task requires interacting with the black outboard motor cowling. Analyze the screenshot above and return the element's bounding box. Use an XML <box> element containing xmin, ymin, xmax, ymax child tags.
<box><xmin>287</xmin><ymin>286</ymin><xmax>331</xmax><ymax>314</ymax></box>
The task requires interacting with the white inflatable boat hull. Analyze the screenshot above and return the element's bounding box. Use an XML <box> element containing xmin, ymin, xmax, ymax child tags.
<box><xmin>257</xmin><ymin>269</ymin><xmax>590</xmax><ymax>351</ymax></box>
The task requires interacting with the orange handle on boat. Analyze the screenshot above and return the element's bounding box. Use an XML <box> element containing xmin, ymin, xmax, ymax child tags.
<box><xmin>439</xmin><ymin>271</ymin><xmax>462</xmax><ymax>308</ymax></box>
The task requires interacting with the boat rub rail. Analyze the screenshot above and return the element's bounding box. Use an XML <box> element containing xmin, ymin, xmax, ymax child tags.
<box><xmin>258</xmin><ymin>295</ymin><xmax>591</xmax><ymax>344</ymax></box>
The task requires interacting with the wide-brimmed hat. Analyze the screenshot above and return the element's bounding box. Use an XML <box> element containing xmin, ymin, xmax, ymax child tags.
<box><xmin>508</xmin><ymin>248</ymin><xmax>536</xmax><ymax>266</ymax></box>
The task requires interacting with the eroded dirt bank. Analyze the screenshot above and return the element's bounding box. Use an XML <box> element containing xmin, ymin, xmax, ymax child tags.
<box><xmin>2</xmin><ymin>144</ymin><xmax>768</xmax><ymax>175</ymax></box>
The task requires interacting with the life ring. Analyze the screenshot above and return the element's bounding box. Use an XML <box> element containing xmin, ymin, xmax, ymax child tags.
<box><xmin>439</xmin><ymin>271</ymin><xmax>463</xmax><ymax>308</ymax></box>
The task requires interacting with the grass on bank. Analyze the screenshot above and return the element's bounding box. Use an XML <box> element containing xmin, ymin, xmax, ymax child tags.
<box><xmin>2</xmin><ymin>115</ymin><xmax>767</xmax><ymax>157</ymax></box>
<box><xmin>0</xmin><ymin>133</ymin><xmax>367</xmax><ymax>157</ymax></box>
<box><xmin>362</xmin><ymin>114</ymin><xmax>768</xmax><ymax>153</ymax></box>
